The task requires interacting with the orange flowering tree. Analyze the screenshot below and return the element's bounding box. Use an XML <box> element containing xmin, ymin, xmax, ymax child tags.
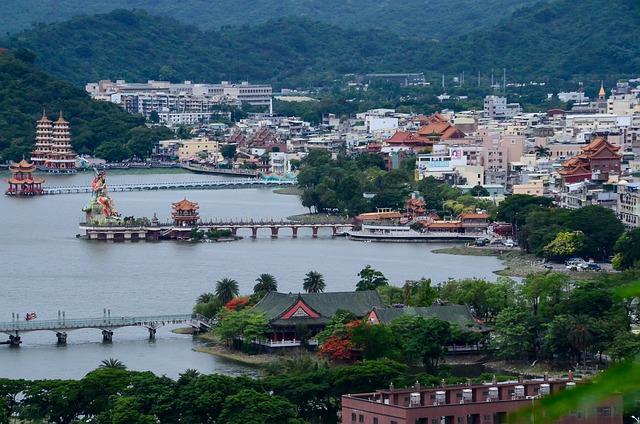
<box><xmin>225</xmin><ymin>297</ymin><xmax>250</xmax><ymax>311</ymax></box>
<box><xmin>317</xmin><ymin>320</ymin><xmax>362</xmax><ymax>361</ymax></box>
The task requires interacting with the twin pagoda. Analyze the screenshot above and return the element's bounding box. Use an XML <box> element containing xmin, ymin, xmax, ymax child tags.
<box><xmin>30</xmin><ymin>111</ymin><xmax>77</xmax><ymax>173</ymax></box>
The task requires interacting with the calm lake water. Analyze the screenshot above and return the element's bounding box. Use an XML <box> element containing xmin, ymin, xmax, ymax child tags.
<box><xmin>0</xmin><ymin>169</ymin><xmax>505</xmax><ymax>380</ymax></box>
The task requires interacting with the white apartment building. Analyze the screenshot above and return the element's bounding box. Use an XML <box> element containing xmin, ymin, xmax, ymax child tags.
<box><xmin>86</xmin><ymin>80</ymin><xmax>273</xmax><ymax>120</ymax></box>
<box><xmin>558</xmin><ymin>91</ymin><xmax>590</xmax><ymax>103</ymax></box>
<box><xmin>483</xmin><ymin>96</ymin><xmax>522</xmax><ymax>120</ymax></box>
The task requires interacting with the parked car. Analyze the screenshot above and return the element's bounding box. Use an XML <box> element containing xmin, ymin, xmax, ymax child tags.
<box><xmin>504</xmin><ymin>239</ymin><xmax>515</xmax><ymax>248</ymax></box>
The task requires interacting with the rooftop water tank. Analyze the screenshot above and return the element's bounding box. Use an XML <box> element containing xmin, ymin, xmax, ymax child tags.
<box><xmin>539</xmin><ymin>383</ymin><xmax>550</xmax><ymax>396</ymax></box>
<box><xmin>410</xmin><ymin>392</ymin><xmax>420</xmax><ymax>406</ymax></box>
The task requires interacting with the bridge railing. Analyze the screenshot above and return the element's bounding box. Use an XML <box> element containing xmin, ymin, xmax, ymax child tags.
<box><xmin>0</xmin><ymin>313</ymin><xmax>210</xmax><ymax>332</ymax></box>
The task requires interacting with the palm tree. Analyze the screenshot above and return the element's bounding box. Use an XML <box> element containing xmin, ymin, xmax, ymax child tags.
<box><xmin>303</xmin><ymin>271</ymin><xmax>326</xmax><ymax>293</ymax></box>
<box><xmin>566</xmin><ymin>314</ymin><xmax>595</xmax><ymax>368</ymax></box>
<box><xmin>196</xmin><ymin>292</ymin><xmax>216</xmax><ymax>304</ymax></box>
<box><xmin>99</xmin><ymin>358</ymin><xmax>127</xmax><ymax>370</ymax></box>
<box><xmin>254</xmin><ymin>273</ymin><xmax>278</xmax><ymax>293</ymax></box>
<box><xmin>215</xmin><ymin>277</ymin><xmax>239</xmax><ymax>305</ymax></box>
<box><xmin>533</xmin><ymin>145</ymin><xmax>551</xmax><ymax>158</ymax></box>
<box><xmin>178</xmin><ymin>368</ymin><xmax>200</xmax><ymax>382</ymax></box>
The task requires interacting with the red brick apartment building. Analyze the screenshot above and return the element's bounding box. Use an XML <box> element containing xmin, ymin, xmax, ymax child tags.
<box><xmin>342</xmin><ymin>375</ymin><xmax>622</xmax><ymax>424</ymax></box>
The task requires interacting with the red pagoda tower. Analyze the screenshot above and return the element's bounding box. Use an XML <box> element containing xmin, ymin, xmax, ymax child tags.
<box><xmin>172</xmin><ymin>198</ymin><xmax>200</xmax><ymax>227</ymax></box>
<box><xmin>4</xmin><ymin>157</ymin><xmax>46</xmax><ymax>195</ymax></box>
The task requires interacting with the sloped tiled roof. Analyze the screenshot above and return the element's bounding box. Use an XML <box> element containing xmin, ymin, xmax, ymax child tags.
<box><xmin>371</xmin><ymin>305</ymin><xmax>482</xmax><ymax>330</ymax></box>
<box><xmin>253</xmin><ymin>291</ymin><xmax>385</xmax><ymax>326</ymax></box>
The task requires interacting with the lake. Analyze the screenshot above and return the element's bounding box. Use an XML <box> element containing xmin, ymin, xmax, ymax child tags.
<box><xmin>0</xmin><ymin>169</ymin><xmax>505</xmax><ymax>379</ymax></box>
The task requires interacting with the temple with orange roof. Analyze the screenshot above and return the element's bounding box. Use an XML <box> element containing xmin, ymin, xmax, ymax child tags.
<box><xmin>30</xmin><ymin>111</ymin><xmax>77</xmax><ymax>173</ymax></box>
<box><xmin>415</xmin><ymin>113</ymin><xmax>466</xmax><ymax>145</ymax></box>
<box><xmin>4</xmin><ymin>157</ymin><xmax>45</xmax><ymax>196</ymax></box>
<box><xmin>558</xmin><ymin>137</ymin><xmax>622</xmax><ymax>184</ymax></box>
<box><xmin>385</xmin><ymin>131</ymin><xmax>429</xmax><ymax>151</ymax></box>
<box><xmin>172</xmin><ymin>198</ymin><xmax>200</xmax><ymax>227</ymax></box>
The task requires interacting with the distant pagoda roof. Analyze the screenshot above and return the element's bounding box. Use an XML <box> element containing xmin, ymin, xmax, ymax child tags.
<box><xmin>9</xmin><ymin>158</ymin><xmax>37</xmax><ymax>173</ymax></box>
<box><xmin>172</xmin><ymin>198</ymin><xmax>199</xmax><ymax>211</ymax></box>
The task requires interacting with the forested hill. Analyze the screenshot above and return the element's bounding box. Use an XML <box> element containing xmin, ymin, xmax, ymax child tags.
<box><xmin>2</xmin><ymin>0</ymin><xmax>639</xmax><ymax>90</ymax></box>
<box><xmin>0</xmin><ymin>0</ymin><xmax>540</xmax><ymax>40</ymax></box>
<box><xmin>0</xmin><ymin>51</ymin><xmax>171</xmax><ymax>162</ymax></box>
<box><xmin>439</xmin><ymin>0</ymin><xmax>640</xmax><ymax>81</ymax></box>
<box><xmin>0</xmin><ymin>12</ymin><xmax>416</xmax><ymax>88</ymax></box>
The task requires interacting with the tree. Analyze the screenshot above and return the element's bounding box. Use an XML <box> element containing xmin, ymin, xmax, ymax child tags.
<box><xmin>215</xmin><ymin>277</ymin><xmax>239</xmax><ymax>305</ymax></box>
<box><xmin>469</xmin><ymin>184</ymin><xmax>490</xmax><ymax>197</ymax></box>
<box><xmin>390</xmin><ymin>315</ymin><xmax>452</xmax><ymax>373</ymax></box>
<box><xmin>564</xmin><ymin>314</ymin><xmax>595</xmax><ymax>368</ymax></box>
<box><xmin>254</xmin><ymin>273</ymin><xmax>278</xmax><ymax>293</ymax></box>
<box><xmin>355</xmin><ymin>265</ymin><xmax>389</xmax><ymax>291</ymax></box>
<box><xmin>542</xmin><ymin>231</ymin><xmax>585</xmax><ymax>261</ymax></box>
<box><xmin>493</xmin><ymin>307</ymin><xmax>535</xmax><ymax>361</ymax></box>
<box><xmin>303</xmin><ymin>271</ymin><xmax>326</xmax><ymax>293</ymax></box>
<box><xmin>349</xmin><ymin>321</ymin><xmax>401</xmax><ymax>360</ymax></box>
<box><xmin>220</xmin><ymin>144</ymin><xmax>237</xmax><ymax>161</ymax></box>
<box><xmin>613</xmin><ymin>227</ymin><xmax>640</xmax><ymax>270</ymax></box>
<box><xmin>533</xmin><ymin>145</ymin><xmax>551</xmax><ymax>158</ymax></box>
<box><xmin>218</xmin><ymin>389</ymin><xmax>303</xmax><ymax>424</ymax></box>
<box><xmin>196</xmin><ymin>292</ymin><xmax>216</xmax><ymax>304</ymax></box>
<box><xmin>403</xmin><ymin>278</ymin><xmax>437</xmax><ymax>307</ymax></box>
<box><xmin>99</xmin><ymin>358</ymin><xmax>127</xmax><ymax>370</ymax></box>
<box><xmin>21</xmin><ymin>380</ymin><xmax>82</xmax><ymax>424</ymax></box>
<box><xmin>565</xmin><ymin>205</ymin><xmax>624</xmax><ymax>260</ymax></box>
<box><xmin>0</xmin><ymin>379</ymin><xmax>28</xmax><ymax>424</ymax></box>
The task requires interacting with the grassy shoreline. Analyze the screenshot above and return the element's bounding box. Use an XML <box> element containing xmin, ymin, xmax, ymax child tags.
<box><xmin>432</xmin><ymin>246</ymin><xmax>544</xmax><ymax>278</ymax></box>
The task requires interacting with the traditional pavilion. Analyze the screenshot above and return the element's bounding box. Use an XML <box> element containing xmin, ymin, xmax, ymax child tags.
<box><xmin>30</xmin><ymin>111</ymin><xmax>77</xmax><ymax>173</ymax></box>
<box><xmin>4</xmin><ymin>157</ymin><xmax>45</xmax><ymax>195</ymax></box>
<box><xmin>172</xmin><ymin>198</ymin><xmax>200</xmax><ymax>227</ymax></box>
<box><xmin>251</xmin><ymin>290</ymin><xmax>385</xmax><ymax>349</ymax></box>
<box><xmin>558</xmin><ymin>137</ymin><xmax>622</xmax><ymax>185</ymax></box>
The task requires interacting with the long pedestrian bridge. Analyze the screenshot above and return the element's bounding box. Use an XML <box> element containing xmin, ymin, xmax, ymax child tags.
<box><xmin>0</xmin><ymin>313</ymin><xmax>212</xmax><ymax>345</ymax></box>
<box><xmin>43</xmin><ymin>178</ymin><xmax>296</xmax><ymax>195</ymax></box>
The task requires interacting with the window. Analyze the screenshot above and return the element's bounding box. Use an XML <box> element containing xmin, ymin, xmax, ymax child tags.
<box><xmin>359</xmin><ymin>415</ymin><xmax>364</xmax><ymax>423</ymax></box>
<box><xmin>373</xmin><ymin>418</ymin><xmax>378</xmax><ymax>424</ymax></box>
<box><xmin>352</xmin><ymin>413</ymin><xmax>356</xmax><ymax>422</ymax></box>
<box><xmin>484</xmin><ymin>415</ymin><xmax>491</xmax><ymax>423</ymax></box>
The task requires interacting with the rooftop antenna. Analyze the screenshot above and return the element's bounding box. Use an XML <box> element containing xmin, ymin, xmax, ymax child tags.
<box><xmin>491</xmin><ymin>69</ymin><xmax>494</xmax><ymax>87</ymax></box>
<box><xmin>442</xmin><ymin>73</ymin><xmax>445</xmax><ymax>89</ymax></box>
<box><xmin>503</xmin><ymin>68</ymin><xmax>506</xmax><ymax>94</ymax></box>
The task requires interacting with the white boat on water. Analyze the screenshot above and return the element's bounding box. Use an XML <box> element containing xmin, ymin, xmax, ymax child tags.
<box><xmin>345</xmin><ymin>224</ymin><xmax>477</xmax><ymax>243</ymax></box>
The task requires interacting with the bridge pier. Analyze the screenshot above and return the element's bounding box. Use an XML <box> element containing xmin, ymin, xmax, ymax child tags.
<box><xmin>312</xmin><ymin>227</ymin><xmax>319</xmax><ymax>238</ymax></box>
<box><xmin>292</xmin><ymin>227</ymin><xmax>298</xmax><ymax>238</ymax></box>
<box><xmin>8</xmin><ymin>334</ymin><xmax>21</xmax><ymax>346</ymax></box>
<box><xmin>56</xmin><ymin>332</ymin><xmax>67</xmax><ymax>344</ymax></box>
<box><xmin>271</xmin><ymin>227</ymin><xmax>278</xmax><ymax>238</ymax></box>
<box><xmin>251</xmin><ymin>227</ymin><xmax>258</xmax><ymax>238</ymax></box>
<box><xmin>148</xmin><ymin>328</ymin><xmax>156</xmax><ymax>339</ymax></box>
<box><xmin>102</xmin><ymin>330</ymin><xmax>113</xmax><ymax>342</ymax></box>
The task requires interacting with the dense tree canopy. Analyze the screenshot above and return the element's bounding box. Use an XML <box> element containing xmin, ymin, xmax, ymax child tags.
<box><xmin>0</xmin><ymin>51</ymin><xmax>172</xmax><ymax>162</ymax></box>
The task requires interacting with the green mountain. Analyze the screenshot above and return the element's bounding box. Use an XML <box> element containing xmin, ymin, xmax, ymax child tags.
<box><xmin>3</xmin><ymin>0</ymin><xmax>639</xmax><ymax>91</ymax></box>
<box><xmin>0</xmin><ymin>0</ymin><xmax>540</xmax><ymax>40</ymax></box>
<box><xmin>0</xmin><ymin>11</ymin><xmax>415</xmax><ymax>87</ymax></box>
<box><xmin>437</xmin><ymin>0</ymin><xmax>640</xmax><ymax>82</ymax></box>
<box><xmin>0</xmin><ymin>51</ymin><xmax>171</xmax><ymax>162</ymax></box>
